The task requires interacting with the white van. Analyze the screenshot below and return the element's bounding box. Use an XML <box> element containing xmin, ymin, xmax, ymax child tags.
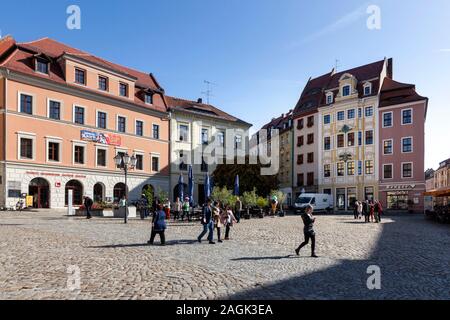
<box><xmin>294</xmin><ymin>193</ymin><xmax>334</xmax><ymax>214</ymax></box>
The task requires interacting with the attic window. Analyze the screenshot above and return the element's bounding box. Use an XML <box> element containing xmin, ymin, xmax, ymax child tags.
<box><xmin>342</xmin><ymin>85</ymin><xmax>351</xmax><ymax>97</ymax></box>
<box><xmin>35</xmin><ymin>58</ymin><xmax>49</xmax><ymax>74</ymax></box>
<box><xmin>364</xmin><ymin>83</ymin><xmax>372</xmax><ymax>96</ymax></box>
<box><xmin>144</xmin><ymin>93</ymin><xmax>153</xmax><ymax>105</ymax></box>
<box><xmin>326</xmin><ymin>93</ymin><xmax>333</xmax><ymax>104</ymax></box>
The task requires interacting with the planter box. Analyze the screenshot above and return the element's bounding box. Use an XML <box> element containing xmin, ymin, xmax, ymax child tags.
<box><xmin>113</xmin><ymin>207</ymin><xmax>137</xmax><ymax>218</ymax></box>
<box><xmin>75</xmin><ymin>209</ymin><xmax>104</xmax><ymax>217</ymax></box>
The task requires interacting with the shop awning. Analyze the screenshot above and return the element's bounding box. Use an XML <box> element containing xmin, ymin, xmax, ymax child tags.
<box><xmin>423</xmin><ymin>188</ymin><xmax>450</xmax><ymax>197</ymax></box>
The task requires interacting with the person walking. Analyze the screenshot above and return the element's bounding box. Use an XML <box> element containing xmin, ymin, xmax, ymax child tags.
<box><xmin>213</xmin><ymin>201</ymin><xmax>224</xmax><ymax>243</ymax></box>
<box><xmin>223</xmin><ymin>205</ymin><xmax>237</xmax><ymax>240</ymax></box>
<box><xmin>182</xmin><ymin>197</ymin><xmax>190</xmax><ymax>222</ymax></box>
<box><xmin>353</xmin><ymin>201</ymin><xmax>359</xmax><ymax>219</ymax></box>
<box><xmin>363</xmin><ymin>200</ymin><xmax>370</xmax><ymax>223</ymax></box>
<box><xmin>198</xmin><ymin>198</ymin><xmax>215</xmax><ymax>244</ymax></box>
<box><xmin>374</xmin><ymin>200</ymin><xmax>383</xmax><ymax>223</ymax></box>
<box><xmin>369</xmin><ymin>200</ymin><xmax>375</xmax><ymax>223</ymax></box>
<box><xmin>173</xmin><ymin>197</ymin><xmax>182</xmax><ymax>221</ymax></box>
<box><xmin>357</xmin><ymin>200</ymin><xmax>363</xmax><ymax>220</ymax></box>
<box><xmin>148</xmin><ymin>204</ymin><xmax>167</xmax><ymax>245</ymax></box>
<box><xmin>138</xmin><ymin>194</ymin><xmax>148</xmax><ymax>219</ymax></box>
<box><xmin>83</xmin><ymin>196</ymin><xmax>93</xmax><ymax>220</ymax></box>
<box><xmin>234</xmin><ymin>197</ymin><xmax>243</xmax><ymax>223</ymax></box>
<box><xmin>295</xmin><ymin>205</ymin><xmax>318</xmax><ymax>258</ymax></box>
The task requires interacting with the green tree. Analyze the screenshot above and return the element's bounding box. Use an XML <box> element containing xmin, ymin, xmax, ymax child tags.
<box><xmin>212</xmin><ymin>156</ymin><xmax>279</xmax><ymax>197</ymax></box>
<box><xmin>242</xmin><ymin>188</ymin><xmax>258</xmax><ymax>209</ymax></box>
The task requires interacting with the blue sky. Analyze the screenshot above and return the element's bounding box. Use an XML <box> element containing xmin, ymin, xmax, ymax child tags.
<box><xmin>1</xmin><ymin>0</ymin><xmax>449</xmax><ymax>169</ymax></box>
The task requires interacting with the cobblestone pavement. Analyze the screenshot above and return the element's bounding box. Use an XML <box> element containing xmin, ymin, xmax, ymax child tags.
<box><xmin>0</xmin><ymin>210</ymin><xmax>449</xmax><ymax>300</ymax></box>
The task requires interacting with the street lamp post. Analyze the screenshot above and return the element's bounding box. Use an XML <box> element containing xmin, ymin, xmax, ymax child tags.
<box><xmin>114</xmin><ymin>152</ymin><xmax>137</xmax><ymax>224</ymax></box>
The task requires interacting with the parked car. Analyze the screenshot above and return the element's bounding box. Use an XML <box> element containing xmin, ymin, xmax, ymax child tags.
<box><xmin>294</xmin><ymin>193</ymin><xmax>334</xmax><ymax>214</ymax></box>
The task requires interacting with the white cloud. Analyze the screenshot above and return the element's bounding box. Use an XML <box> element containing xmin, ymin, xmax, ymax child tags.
<box><xmin>289</xmin><ymin>4</ymin><xmax>369</xmax><ymax>48</ymax></box>
<box><xmin>438</xmin><ymin>49</ymin><xmax>450</xmax><ymax>52</ymax></box>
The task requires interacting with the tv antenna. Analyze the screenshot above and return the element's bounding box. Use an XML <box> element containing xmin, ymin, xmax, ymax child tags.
<box><xmin>335</xmin><ymin>59</ymin><xmax>341</xmax><ymax>72</ymax></box>
<box><xmin>201</xmin><ymin>80</ymin><xmax>217</xmax><ymax>105</ymax></box>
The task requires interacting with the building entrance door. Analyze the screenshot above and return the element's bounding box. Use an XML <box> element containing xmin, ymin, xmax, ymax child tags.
<box><xmin>28</xmin><ymin>178</ymin><xmax>50</xmax><ymax>208</ymax></box>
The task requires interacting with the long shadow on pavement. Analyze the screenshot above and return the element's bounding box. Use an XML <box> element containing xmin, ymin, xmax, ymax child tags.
<box><xmin>229</xmin><ymin>216</ymin><xmax>450</xmax><ymax>300</ymax></box>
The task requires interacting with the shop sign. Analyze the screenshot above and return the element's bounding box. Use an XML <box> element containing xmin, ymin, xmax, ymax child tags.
<box><xmin>81</xmin><ymin>130</ymin><xmax>121</xmax><ymax>146</ymax></box>
<box><xmin>385</xmin><ymin>184</ymin><xmax>416</xmax><ymax>190</ymax></box>
<box><xmin>26</xmin><ymin>171</ymin><xmax>86</xmax><ymax>179</ymax></box>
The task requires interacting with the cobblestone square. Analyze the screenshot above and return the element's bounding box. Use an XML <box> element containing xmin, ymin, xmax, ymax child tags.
<box><xmin>0</xmin><ymin>211</ymin><xmax>449</xmax><ymax>300</ymax></box>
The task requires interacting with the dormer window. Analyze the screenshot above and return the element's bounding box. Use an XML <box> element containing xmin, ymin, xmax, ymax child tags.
<box><xmin>144</xmin><ymin>93</ymin><xmax>153</xmax><ymax>105</ymax></box>
<box><xmin>119</xmin><ymin>82</ymin><xmax>128</xmax><ymax>97</ymax></box>
<box><xmin>364</xmin><ymin>83</ymin><xmax>372</xmax><ymax>96</ymax></box>
<box><xmin>326</xmin><ymin>93</ymin><xmax>333</xmax><ymax>104</ymax></box>
<box><xmin>75</xmin><ymin>68</ymin><xmax>86</xmax><ymax>85</ymax></box>
<box><xmin>342</xmin><ymin>85</ymin><xmax>351</xmax><ymax>97</ymax></box>
<box><xmin>98</xmin><ymin>76</ymin><xmax>109</xmax><ymax>91</ymax></box>
<box><xmin>35</xmin><ymin>58</ymin><xmax>49</xmax><ymax>74</ymax></box>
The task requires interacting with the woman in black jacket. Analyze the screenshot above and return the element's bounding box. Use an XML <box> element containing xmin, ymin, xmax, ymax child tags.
<box><xmin>295</xmin><ymin>205</ymin><xmax>318</xmax><ymax>258</ymax></box>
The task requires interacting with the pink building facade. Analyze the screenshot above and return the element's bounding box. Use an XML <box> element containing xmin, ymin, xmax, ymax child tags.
<box><xmin>378</xmin><ymin>78</ymin><xmax>428</xmax><ymax>211</ymax></box>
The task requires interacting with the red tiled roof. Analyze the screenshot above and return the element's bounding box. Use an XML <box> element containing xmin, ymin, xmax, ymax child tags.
<box><xmin>0</xmin><ymin>37</ymin><xmax>167</xmax><ymax>113</ymax></box>
<box><xmin>379</xmin><ymin>77</ymin><xmax>427</xmax><ymax>108</ymax></box>
<box><xmin>0</xmin><ymin>36</ymin><xmax>16</xmax><ymax>62</ymax></box>
<box><xmin>293</xmin><ymin>59</ymin><xmax>387</xmax><ymax>117</ymax></box>
<box><xmin>166</xmin><ymin>96</ymin><xmax>251</xmax><ymax>126</ymax></box>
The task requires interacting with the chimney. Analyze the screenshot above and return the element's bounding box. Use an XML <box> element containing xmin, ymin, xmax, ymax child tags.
<box><xmin>281</xmin><ymin>113</ymin><xmax>285</xmax><ymax>118</ymax></box>
<box><xmin>197</xmin><ymin>98</ymin><xmax>203</xmax><ymax>104</ymax></box>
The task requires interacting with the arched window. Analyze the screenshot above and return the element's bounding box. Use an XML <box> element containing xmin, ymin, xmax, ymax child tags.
<box><xmin>113</xmin><ymin>183</ymin><xmax>127</xmax><ymax>203</ymax></box>
<box><xmin>93</xmin><ymin>183</ymin><xmax>105</xmax><ymax>203</ymax></box>
<box><xmin>65</xmin><ymin>180</ymin><xmax>83</xmax><ymax>206</ymax></box>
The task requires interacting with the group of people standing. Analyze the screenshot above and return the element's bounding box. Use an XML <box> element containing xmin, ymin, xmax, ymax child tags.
<box><xmin>353</xmin><ymin>200</ymin><xmax>383</xmax><ymax>223</ymax></box>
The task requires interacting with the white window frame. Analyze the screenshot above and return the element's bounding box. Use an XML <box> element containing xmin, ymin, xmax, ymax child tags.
<box><xmin>17</xmin><ymin>132</ymin><xmax>36</xmax><ymax>161</ymax></box>
<box><xmin>72</xmin><ymin>104</ymin><xmax>86</xmax><ymax>125</ymax></box>
<box><xmin>336</xmin><ymin>162</ymin><xmax>345</xmax><ymax>177</ymax></box>
<box><xmin>201</xmin><ymin>127</ymin><xmax>209</xmax><ymax>145</ymax></box>
<box><xmin>116</xmin><ymin>114</ymin><xmax>127</xmax><ymax>133</ymax></box>
<box><xmin>365</xmin><ymin>160</ymin><xmax>375</xmax><ymax>175</ymax></box>
<box><xmin>383</xmin><ymin>163</ymin><xmax>394</xmax><ymax>180</ymax></box>
<box><xmin>96</xmin><ymin>109</ymin><xmax>108</xmax><ymax>129</ymax></box>
<box><xmin>323</xmin><ymin>114</ymin><xmax>331</xmax><ymax>125</ymax></box>
<box><xmin>114</xmin><ymin>147</ymin><xmax>129</xmax><ymax>170</ymax></box>
<box><xmin>72</xmin><ymin>140</ymin><xmax>87</xmax><ymax>166</ymax></box>
<box><xmin>17</xmin><ymin>91</ymin><xmax>36</xmax><ymax>115</ymax></box>
<box><xmin>35</xmin><ymin>57</ymin><xmax>50</xmax><ymax>75</ymax></box>
<box><xmin>144</xmin><ymin>92</ymin><xmax>153</xmax><ymax>105</ymax></box>
<box><xmin>178</xmin><ymin>123</ymin><xmax>190</xmax><ymax>142</ymax></box>
<box><xmin>363</xmin><ymin>83</ymin><xmax>372</xmax><ymax>96</ymax></box>
<box><xmin>134</xmin><ymin>151</ymin><xmax>145</xmax><ymax>171</ymax></box>
<box><xmin>365</xmin><ymin>106</ymin><xmax>374</xmax><ymax>118</ymax></box>
<box><xmin>365</xmin><ymin>130</ymin><xmax>374</xmax><ymax>145</ymax></box>
<box><xmin>382</xmin><ymin>111</ymin><xmax>393</xmax><ymax>128</ymax></box>
<box><xmin>95</xmin><ymin>145</ymin><xmax>108</xmax><ymax>168</ymax></box>
<box><xmin>152</xmin><ymin>123</ymin><xmax>160</xmax><ymax>140</ymax></box>
<box><xmin>347</xmin><ymin>109</ymin><xmax>356</xmax><ymax>120</ymax></box>
<box><xmin>347</xmin><ymin>161</ymin><xmax>355</xmax><ymax>176</ymax></box>
<box><xmin>401</xmin><ymin>136</ymin><xmax>414</xmax><ymax>154</ymax></box>
<box><xmin>45</xmin><ymin>136</ymin><xmax>63</xmax><ymax>163</ymax></box>
<box><xmin>151</xmin><ymin>153</ymin><xmax>160</xmax><ymax>173</ymax></box>
<box><xmin>401</xmin><ymin>162</ymin><xmax>414</xmax><ymax>179</ymax></box>
<box><xmin>401</xmin><ymin>108</ymin><xmax>413</xmax><ymax>125</ymax></box>
<box><xmin>382</xmin><ymin>139</ymin><xmax>394</xmax><ymax>155</ymax></box>
<box><xmin>336</xmin><ymin>111</ymin><xmax>345</xmax><ymax>122</ymax></box>
<box><xmin>135</xmin><ymin>119</ymin><xmax>145</xmax><ymax>136</ymax></box>
<box><xmin>326</xmin><ymin>93</ymin><xmax>333</xmax><ymax>104</ymax></box>
<box><xmin>47</xmin><ymin>98</ymin><xmax>63</xmax><ymax>120</ymax></box>
<box><xmin>342</xmin><ymin>85</ymin><xmax>351</xmax><ymax>97</ymax></box>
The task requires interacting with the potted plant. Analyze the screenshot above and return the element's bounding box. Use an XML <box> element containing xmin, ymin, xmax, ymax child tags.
<box><xmin>256</xmin><ymin>197</ymin><xmax>268</xmax><ymax>218</ymax></box>
<box><xmin>242</xmin><ymin>188</ymin><xmax>258</xmax><ymax>219</ymax></box>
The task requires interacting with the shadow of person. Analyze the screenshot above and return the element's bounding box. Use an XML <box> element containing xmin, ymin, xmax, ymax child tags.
<box><xmin>231</xmin><ymin>255</ymin><xmax>295</xmax><ymax>261</ymax></box>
